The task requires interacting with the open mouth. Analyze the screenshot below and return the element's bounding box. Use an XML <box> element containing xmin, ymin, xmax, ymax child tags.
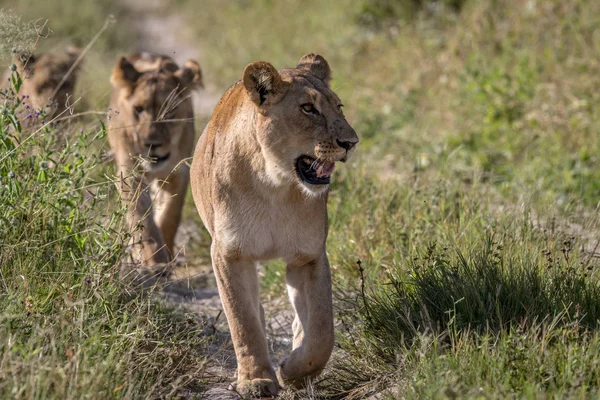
<box><xmin>295</xmin><ymin>155</ymin><xmax>336</xmax><ymax>185</ymax></box>
<box><xmin>147</xmin><ymin>152</ymin><xmax>170</xmax><ymax>164</ymax></box>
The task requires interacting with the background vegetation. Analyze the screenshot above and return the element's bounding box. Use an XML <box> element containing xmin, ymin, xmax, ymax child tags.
<box><xmin>2</xmin><ymin>0</ymin><xmax>600</xmax><ymax>398</ymax></box>
<box><xmin>0</xmin><ymin>0</ymin><xmax>134</xmax><ymax>111</ymax></box>
<box><xmin>0</xmin><ymin>63</ymin><xmax>207</xmax><ymax>398</ymax></box>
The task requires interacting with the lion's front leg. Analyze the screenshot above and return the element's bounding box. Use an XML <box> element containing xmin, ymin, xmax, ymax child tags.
<box><xmin>210</xmin><ymin>243</ymin><xmax>278</xmax><ymax>397</ymax></box>
<box><xmin>278</xmin><ymin>253</ymin><xmax>334</xmax><ymax>388</ymax></box>
<box><xmin>153</xmin><ymin>165</ymin><xmax>189</xmax><ymax>257</ymax></box>
<box><xmin>118</xmin><ymin>168</ymin><xmax>171</xmax><ymax>278</ymax></box>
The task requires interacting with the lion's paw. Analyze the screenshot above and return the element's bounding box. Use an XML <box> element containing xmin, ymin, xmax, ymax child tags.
<box><xmin>276</xmin><ymin>358</ymin><xmax>324</xmax><ymax>390</ymax></box>
<box><xmin>232</xmin><ymin>378</ymin><xmax>278</xmax><ymax>399</ymax></box>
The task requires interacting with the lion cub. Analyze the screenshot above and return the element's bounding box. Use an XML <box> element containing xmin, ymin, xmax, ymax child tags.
<box><xmin>108</xmin><ymin>53</ymin><xmax>202</xmax><ymax>278</ymax></box>
<box><xmin>191</xmin><ymin>54</ymin><xmax>358</xmax><ymax>396</ymax></box>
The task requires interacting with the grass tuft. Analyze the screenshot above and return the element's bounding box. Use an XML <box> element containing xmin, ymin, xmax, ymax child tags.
<box><xmin>0</xmin><ymin>75</ymin><xmax>208</xmax><ymax>399</ymax></box>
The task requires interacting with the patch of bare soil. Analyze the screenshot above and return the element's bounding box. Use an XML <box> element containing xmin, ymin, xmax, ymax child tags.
<box><xmin>124</xmin><ymin>0</ymin><xmax>219</xmax><ymax>116</ymax></box>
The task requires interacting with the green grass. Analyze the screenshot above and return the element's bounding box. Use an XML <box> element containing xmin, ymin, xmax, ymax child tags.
<box><xmin>168</xmin><ymin>0</ymin><xmax>600</xmax><ymax>397</ymax></box>
<box><xmin>300</xmin><ymin>158</ymin><xmax>600</xmax><ymax>399</ymax></box>
<box><xmin>332</xmin><ymin>321</ymin><xmax>600</xmax><ymax>399</ymax></box>
<box><xmin>0</xmin><ymin>76</ymin><xmax>208</xmax><ymax>399</ymax></box>
<box><xmin>1</xmin><ymin>1</ymin><xmax>135</xmax><ymax>111</ymax></box>
<box><xmin>3</xmin><ymin>0</ymin><xmax>600</xmax><ymax>398</ymax></box>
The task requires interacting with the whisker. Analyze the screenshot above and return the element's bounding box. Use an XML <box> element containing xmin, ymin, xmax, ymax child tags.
<box><xmin>310</xmin><ymin>159</ymin><xmax>320</xmax><ymax>171</ymax></box>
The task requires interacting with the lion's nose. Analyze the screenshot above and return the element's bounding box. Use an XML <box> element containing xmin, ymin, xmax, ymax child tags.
<box><xmin>336</xmin><ymin>138</ymin><xmax>358</xmax><ymax>151</ymax></box>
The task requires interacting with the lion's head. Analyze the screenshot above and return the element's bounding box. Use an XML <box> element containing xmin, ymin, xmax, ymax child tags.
<box><xmin>241</xmin><ymin>53</ymin><xmax>358</xmax><ymax>195</ymax></box>
<box><xmin>109</xmin><ymin>53</ymin><xmax>202</xmax><ymax>173</ymax></box>
<box><xmin>11</xmin><ymin>47</ymin><xmax>82</xmax><ymax>121</ymax></box>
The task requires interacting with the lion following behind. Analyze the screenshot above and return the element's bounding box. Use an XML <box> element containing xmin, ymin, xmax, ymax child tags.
<box><xmin>107</xmin><ymin>52</ymin><xmax>202</xmax><ymax>281</ymax></box>
<box><xmin>190</xmin><ymin>53</ymin><xmax>358</xmax><ymax>397</ymax></box>
<box><xmin>3</xmin><ymin>46</ymin><xmax>82</xmax><ymax>124</ymax></box>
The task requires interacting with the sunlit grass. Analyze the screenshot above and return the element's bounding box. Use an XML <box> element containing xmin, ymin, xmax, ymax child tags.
<box><xmin>2</xmin><ymin>0</ymin><xmax>600</xmax><ymax>398</ymax></box>
<box><xmin>0</xmin><ymin>75</ymin><xmax>208</xmax><ymax>399</ymax></box>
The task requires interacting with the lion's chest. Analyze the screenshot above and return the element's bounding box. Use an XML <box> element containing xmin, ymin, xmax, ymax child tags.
<box><xmin>215</xmin><ymin>195</ymin><xmax>327</xmax><ymax>262</ymax></box>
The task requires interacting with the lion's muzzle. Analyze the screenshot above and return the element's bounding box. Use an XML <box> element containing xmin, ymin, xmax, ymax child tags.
<box><xmin>295</xmin><ymin>155</ymin><xmax>335</xmax><ymax>185</ymax></box>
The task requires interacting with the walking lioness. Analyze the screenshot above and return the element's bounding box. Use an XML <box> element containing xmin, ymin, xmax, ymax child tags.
<box><xmin>108</xmin><ymin>53</ymin><xmax>202</xmax><ymax>277</ymax></box>
<box><xmin>190</xmin><ymin>54</ymin><xmax>358</xmax><ymax>397</ymax></box>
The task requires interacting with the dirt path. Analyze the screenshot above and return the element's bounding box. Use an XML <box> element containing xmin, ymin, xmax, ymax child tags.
<box><xmin>123</xmin><ymin>1</ymin><xmax>241</xmax><ymax>397</ymax></box>
<box><xmin>122</xmin><ymin>1</ymin><xmax>296</xmax><ymax>398</ymax></box>
<box><xmin>125</xmin><ymin>0</ymin><xmax>220</xmax><ymax>116</ymax></box>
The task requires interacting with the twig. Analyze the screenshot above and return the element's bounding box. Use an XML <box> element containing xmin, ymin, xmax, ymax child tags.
<box><xmin>50</xmin><ymin>16</ymin><xmax>115</xmax><ymax>101</ymax></box>
<box><xmin>53</xmin><ymin>110</ymin><xmax>109</xmax><ymax>122</ymax></box>
<box><xmin>211</xmin><ymin>310</ymin><xmax>222</xmax><ymax>335</ymax></box>
<box><xmin>357</xmin><ymin>259</ymin><xmax>371</xmax><ymax>322</ymax></box>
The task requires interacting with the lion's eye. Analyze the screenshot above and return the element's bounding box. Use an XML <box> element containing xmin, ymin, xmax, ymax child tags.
<box><xmin>301</xmin><ymin>103</ymin><xmax>319</xmax><ymax>116</ymax></box>
<box><xmin>134</xmin><ymin>106</ymin><xmax>144</xmax><ymax>116</ymax></box>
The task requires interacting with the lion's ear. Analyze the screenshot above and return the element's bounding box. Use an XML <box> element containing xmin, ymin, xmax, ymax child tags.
<box><xmin>296</xmin><ymin>53</ymin><xmax>331</xmax><ymax>85</ymax></box>
<box><xmin>13</xmin><ymin>51</ymin><xmax>36</xmax><ymax>75</ymax></box>
<box><xmin>242</xmin><ymin>61</ymin><xmax>287</xmax><ymax>107</ymax></box>
<box><xmin>175</xmin><ymin>59</ymin><xmax>203</xmax><ymax>90</ymax></box>
<box><xmin>110</xmin><ymin>57</ymin><xmax>140</xmax><ymax>89</ymax></box>
<box><xmin>65</xmin><ymin>45</ymin><xmax>82</xmax><ymax>61</ymax></box>
<box><xmin>61</xmin><ymin>46</ymin><xmax>83</xmax><ymax>77</ymax></box>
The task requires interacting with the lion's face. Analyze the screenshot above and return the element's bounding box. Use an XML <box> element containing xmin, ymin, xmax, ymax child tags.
<box><xmin>110</xmin><ymin>54</ymin><xmax>202</xmax><ymax>173</ymax></box>
<box><xmin>242</xmin><ymin>54</ymin><xmax>358</xmax><ymax>195</ymax></box>
<box><xmin>12</xmin><ymin>48</ymin><xmax>81</xmax><ymax>121</ymax></box>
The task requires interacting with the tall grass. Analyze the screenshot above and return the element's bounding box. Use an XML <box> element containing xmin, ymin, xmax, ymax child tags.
<box><xmin>169</xmin><ymin>2</ymin><xmax>600</xmax><ymax>397</ymax></box>
<box><xmin>1</xmin><ymin>0</ymin><xmax>136</xmax><ymax>111</ymax></box>
<box><xmin>318</xmin><ymin>168</ymin><xmax>600</xmax><ymax>399</ymax></box>
<box><xmin>2</xmin><ymin>0</ymin><xmax>600</xmax><ymax>398</ymax></box>
<box><xmin>0</xmin><ymin>75</ymin><xmax>208</xmax><ymax>399</ymax></box>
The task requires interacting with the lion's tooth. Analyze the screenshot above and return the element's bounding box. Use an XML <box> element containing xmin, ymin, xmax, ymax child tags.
<box><xmin>321</xmin><ymin>162</ymin><xmax>335</xmax><ymax>177</ymax></box>
<box><xmin>316</xmin><ymin>164</ymin><xmax>324</xmax><ymax>177</ymax></box>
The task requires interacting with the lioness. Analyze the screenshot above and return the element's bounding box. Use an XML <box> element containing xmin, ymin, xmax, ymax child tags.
<box><xmin>190</xmin><ymin>54</ymin><xmax>358</xmax><ymax>396</ymax></box>
<box><xmin>108</xmin><ymin>53</ymin><xmax>202</xmax><ymax>277</ymax></box>
<box><xmin>5</xmin><ymin>47</ymin><xmax>82</xmax><ymax>123</ymax></box>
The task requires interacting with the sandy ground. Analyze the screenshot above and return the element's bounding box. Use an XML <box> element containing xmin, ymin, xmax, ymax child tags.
<box><xmin>125</xmin><ymin>0</ymin><xmax>220</xmax><ymax>116</ymax></box>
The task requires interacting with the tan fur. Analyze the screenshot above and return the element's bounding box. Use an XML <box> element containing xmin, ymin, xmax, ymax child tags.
<box><xmin>190</xmin><ymin>53</ymin><xmax>358</xmax><ymax>397</ymax></box>
<box><xmin>108</xmin><ymin>53</ymin><xmax>202</xmax><ymax>276</ymax></box>
<box><xmin>3</xmin><ymin>47</ymin><xmax>82</xmax><ymax>123</ymax></box>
